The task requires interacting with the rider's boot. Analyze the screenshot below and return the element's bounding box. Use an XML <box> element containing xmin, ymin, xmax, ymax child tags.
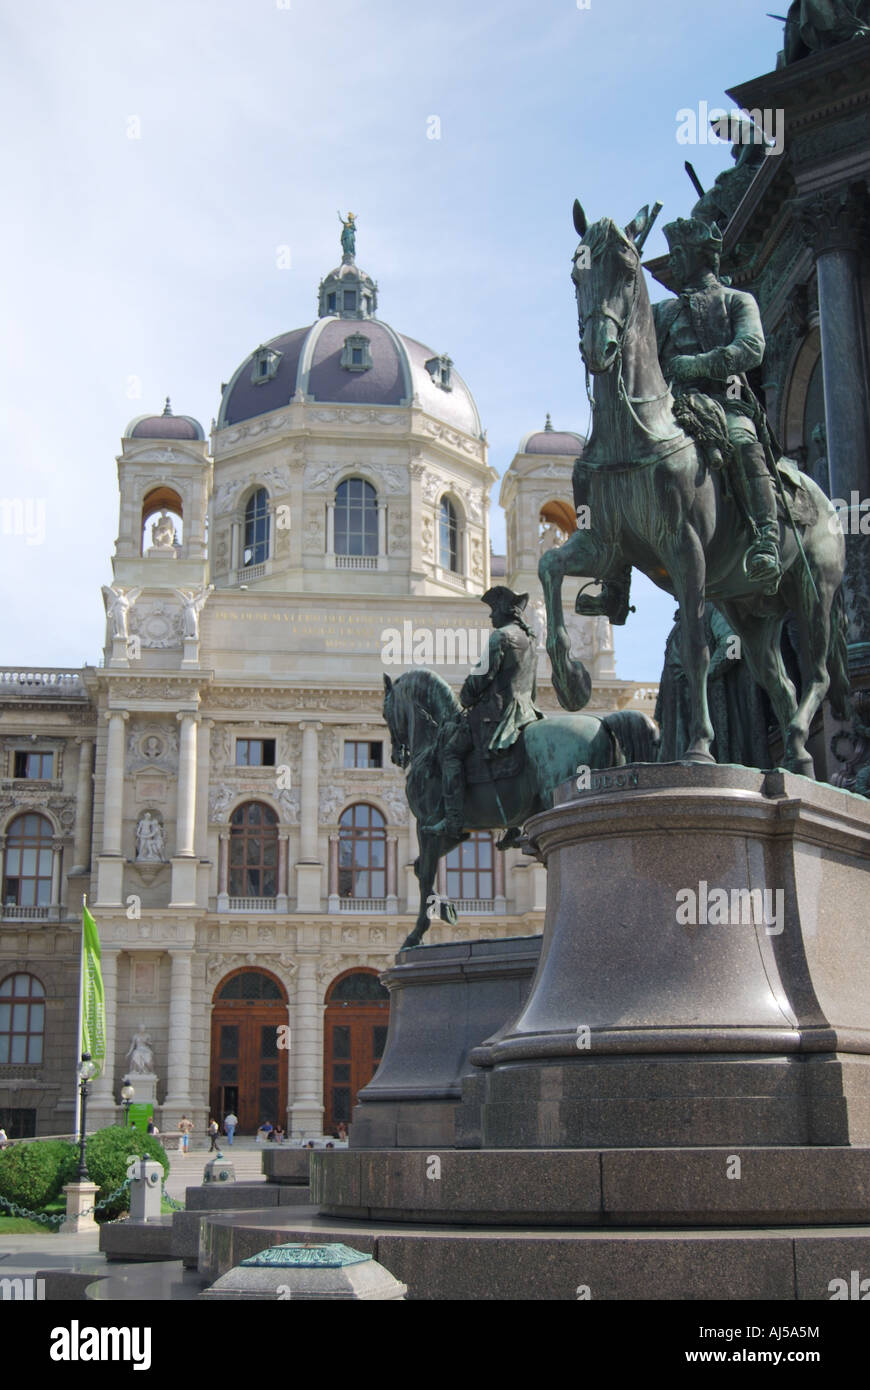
<box><xmin>741</xmin><ymin>445</ymin><xmax>782</xmax><ymax>595</ymax></box>
<box><xmin>575</xmin><ymin>565</ymin><xmax>635</xmax><ymax>624</ymax></box>
<box><xmin>422</xmin><ymin>754</ymin><xmax>468</xmax><ymax>839</ymax></box>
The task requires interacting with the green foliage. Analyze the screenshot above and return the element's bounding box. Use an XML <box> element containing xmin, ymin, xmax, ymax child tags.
<box><xmin>0</xmin><ymin>1139</ymin><xmax>78</xmax><ymax>1212</ymax></box>
<box><xmin>85</xmin><ymin>1126</ymin><xmax>169</xmax><ymax>1219</ymax></box>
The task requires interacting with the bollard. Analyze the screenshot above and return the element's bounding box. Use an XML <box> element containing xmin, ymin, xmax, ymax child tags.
<box><xmin>129</xmin><ymin>1158</ymin><xmax>164</xmax><ymax>1222</ymax></box>
<box><xmin>200</xmin><ymin>1243</ymin><xmax>407</xmax><ymax>1300</ymax></box>
<box><xmin>203</xmin><ymin>1151</ymin><xmax>235</xmax><ymax>1184</ymax></box>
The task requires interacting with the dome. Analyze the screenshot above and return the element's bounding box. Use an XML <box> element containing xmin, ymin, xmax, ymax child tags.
<box><xmin>518</xmin><ymin>416</ymin><xmax>585</xmax><ymax>455</ymax></box>
<box><xmin>126</xmin><ymin>398</ymin><xmax>204</xmax><ymax>441</ymax></box>
<box><xmin>217</xmin><ymin>227</ymin><xmax>482</xmax><ymax>438</ymax></box>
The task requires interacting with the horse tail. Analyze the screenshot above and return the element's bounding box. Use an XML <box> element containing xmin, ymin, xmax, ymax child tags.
<box><xmin>826</xmin><ymin>584</ymin><xmax>852</xmax><ymax>722</ymax></box>
<box><xmin>601</xmin><ymin>710</ymin><xmax>660</xmax><ymax>765</ymax></box>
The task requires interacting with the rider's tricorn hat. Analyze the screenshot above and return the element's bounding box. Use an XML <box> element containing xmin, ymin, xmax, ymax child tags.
<box><xmin>662</xmin><ymin>216</ymin><xmax>723</xmax><ymax>254</ymax></box>
<box><xmin>481</xmin><ymin>586</ymin><xmax>529</xmax><ymax>616</ymax></box>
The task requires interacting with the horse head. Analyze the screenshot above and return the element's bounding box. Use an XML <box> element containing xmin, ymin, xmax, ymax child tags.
<box><xmin>571</xmin><ymin>201</ymin><xmax>653</xmax><ymax>376</ymax></box>
<box><xmin>382</xmin><ymin>673</ymin><xmax>410</xmax><ymax>769</ymax></box>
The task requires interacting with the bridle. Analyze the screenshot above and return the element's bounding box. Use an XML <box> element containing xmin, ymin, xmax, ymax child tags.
<box><xmin>577</xmin><ymin>240</ymin><xmax>675</xmax><ymax>443</ymax></box>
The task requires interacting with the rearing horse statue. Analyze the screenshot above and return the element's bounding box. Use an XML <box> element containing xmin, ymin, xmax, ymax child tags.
<box><xmin>539</xmin><ymin>202</ymin><xmax>850</xmax><ymax>774</ymax></box>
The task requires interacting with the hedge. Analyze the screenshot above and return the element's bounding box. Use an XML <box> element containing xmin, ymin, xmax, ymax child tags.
<box><xmin>85</xmin><ymin>1126</ymin><xmax>170</xmax><ymax>1218</ymax></box>
<box><xmin>0</xmin><ymin>1140</ymin><xmax>78</xmax><ymax>1212</ymax></box>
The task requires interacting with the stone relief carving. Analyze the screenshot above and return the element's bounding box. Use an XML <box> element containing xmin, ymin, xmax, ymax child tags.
<box><xmin>421</xmin><ymin>419</ymin><xmax>480</xmax><ymax>456</ymax></box>
<box><xmin>421</xmin><ymin>513</ymin><xmax>434</xmax><ymax>560</ymax></box>
<box><xmin>209</xmin><ymin>785</ymin><xmax>235</xmax><ymax>821</ymax></box>
<box><xmin>389</xmin><ymin>507</ymin><xmax>409</xmax><ymax>555</ymax></box>
<box><xmin>420</xmin><ymin>470</ymin><xmax>441</xmax><ymax>503</ymax></box>
<box><xmin>316</xmin><ymin>953</ymin><xmax>344</xmax><ymax>984</ymax></box>
<box><xmin>277</xmin><ymin>787</ymin><xmax>299</xmax><ymax>823</ymax></box>
<box><xmin>127</xmin><ymin>723</ymin><xmax>179</xmax><ymax>773</ymax></box>
<box><xmin>317</xmin><ymin>730</ymin><xmax>340</xmax><ymax>773</ymax></box>
<box><xmin>470</xmin><ymin>536</ymin><xmax>483</xmax><ymax>580</ymax></box>
<box><xmin>381</xmin><ymin>786</ymin><xmax>409</xmax><ymax>823</ymax></box>
<box><xmin>319</xmin><ymin>785</ymin><xmax>346</xmax><ymax>820</ymax></box>
<box><xmin>128</xmin><ymin>601</ymin><xmax>183</xmax><ymax>650</ymax></box>
<box><xmin>304</xmin><ymin>506</ymin><xmax>323</xmax><ymax>549</ymax></box>
<box><xmin>135</xmin><ymin>811</ymin><xmax>166</xmax><ymax>862</ymax></box>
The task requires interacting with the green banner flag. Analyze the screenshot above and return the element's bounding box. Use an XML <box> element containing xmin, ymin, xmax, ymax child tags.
<box><xmin>81</xmin><ymin>905</ymin><xmax>106</xmax><ymax>1076</ymax></box>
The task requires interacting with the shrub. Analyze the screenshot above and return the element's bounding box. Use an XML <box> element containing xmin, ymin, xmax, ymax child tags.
<box><xmin>0</xmin><ymin>1140</ymin><xmax>78</xmax><ymax>1214</ymax></box>
<box><xmin>85</xmin><ymin>1126</ymin><xmax>169</xmax><ymax>1219</ymax></box>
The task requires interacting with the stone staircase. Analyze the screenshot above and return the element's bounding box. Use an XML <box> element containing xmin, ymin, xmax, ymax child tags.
<box><xmin>163</xmin><ymin>1141</ymin><xmax>266</xmax><ymax>1200</ymax></box>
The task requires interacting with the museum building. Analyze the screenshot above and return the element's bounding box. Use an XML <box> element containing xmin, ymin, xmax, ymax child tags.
<box><xmin>0</xmin><ymin>237</ymin><xmax>651</xmax><ymax>1139</ymax></box>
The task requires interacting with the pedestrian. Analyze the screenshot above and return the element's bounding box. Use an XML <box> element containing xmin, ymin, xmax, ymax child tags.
<box><xmin>178</xmin><ymin>1114</ymin><xmax>194</xmax><ymax>1153</ymax></box>
<box><xmin>224</xmin><ymin>1111</ymin><xmax>238</xmax><ymax>1146</ymax></box>
<box><xmin>146</xmin><ymin>1118</ymin><xmax>159</xmax><ymax>1136</ymax></box>
<box><xmin>0</xmin><ymin>1127</ymin><xmax>7</xmax><ymax>1150</ymax></box>
<box><xmin>336</xmin><ymin>1122</ymin><xmax>348</xmax><ymax>1142</ymax></box>
<box><xmin>207</xmin><ymin>1118</ymin><xmax>220</xmax><ymax>1152</ymax></box>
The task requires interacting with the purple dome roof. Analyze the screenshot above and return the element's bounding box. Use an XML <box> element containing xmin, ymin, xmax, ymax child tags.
<box><xmin>519</xmin><ymin>418</ymin><xmax>585</xmax><ymax>455</ymax></box>
<box><xmin>218</xmin><ymin>321</ymin><xmax>481</xmax><ymax>437</ymax></box>
<box><xmin>126</xmin><ymin>399</ymin><xmax>204</xmax><ymax>441</ymax></box>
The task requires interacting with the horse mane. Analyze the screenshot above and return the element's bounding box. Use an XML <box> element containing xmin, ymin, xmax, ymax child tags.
<box><xmin>583</xmin><ymin>217</ymin><xmax>637</xmax><ymax>263</ymax></box>
<box><xmin>394</xmin><ymin>667</ymin><xmax>461</xmax><ymax>720</ymax></box>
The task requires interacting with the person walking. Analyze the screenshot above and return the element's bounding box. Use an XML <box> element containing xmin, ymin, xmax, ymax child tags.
<box><xmin>0</xmin><ymin>1127</ymin><xmax>8</xmax><ymax>1150</ymax></box>
<box><xmin>178</xmin><ymin>1114</ymin><xmax>194</xmax><ymax>1154</ymax></box>
<box><xmin>207</xmin><ymin>1118</ymin><xmax>220</xmax><ymax>1152</ymax></box>
<box><xmin>224</xmin><ymin>1111</ymin><xmax>238</xmax><ymax>1146</ymax></box>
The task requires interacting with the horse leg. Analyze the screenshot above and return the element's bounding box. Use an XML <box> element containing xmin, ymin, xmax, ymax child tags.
<box><xmin>780</xmin><ymin>573</ymin><xmax>833</xmax><ymax>777</ymax></box>
<box><xmin>403</xmin><ymin>830</ymin><xmax>454</xmax><ymax>949</ymax></box>
<box><xmin>719</xmin><ymin>603</ymin><xmax>801</xmax><ymax>771</ymax></box>
<box><xmin>539</xmin><ymin>532</ymin><xmax>596</xmax><ymax>710</ymax></box>
<box><xmin>669</xmin><ymin>537</ymin><xmax>715</xmax><ymax>763</ymax></box>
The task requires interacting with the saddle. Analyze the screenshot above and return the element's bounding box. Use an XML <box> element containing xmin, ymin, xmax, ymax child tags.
<box><xmin>463</xmin><ymin>738</ymin><xmax>526</xmax><ymax>786</ymax></box>
<box><xmin>671</xmin><ymin>390</ymin><xmax>818</xmax><ymax>527</ymax></box>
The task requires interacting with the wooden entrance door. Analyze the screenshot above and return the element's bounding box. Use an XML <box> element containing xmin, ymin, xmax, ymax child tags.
<box><xmin>209</xmin><ymin>969</ymin><xmax>288</xmax><ymax>1134</ymax></box>
<box><xmin>322</xmin><ymin>969</ymin><xmax>390</xmax><ymax>1136</ymax></box>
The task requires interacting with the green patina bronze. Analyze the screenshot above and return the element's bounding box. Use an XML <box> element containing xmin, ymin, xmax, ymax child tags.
<box><xmin>338</xmin><ymin>211</ymin><xmax>357</xmax><ymax>259</ymax></box>
<box><xmin>538</xmin><ymin>203</ymin><xmax>850</xmax><ymax>778</ymax></box>
<box><xmin>240</xmin><ymin>1243</ymin><xmax>371</xmax><ymax>1268</ymax></box>
<box><xmin>782</xmin><ymin>2</ymin><xmax>870</xmax><ymax>63</ymax></box>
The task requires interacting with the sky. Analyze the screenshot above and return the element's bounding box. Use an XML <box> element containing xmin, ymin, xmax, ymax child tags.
<box><xmin>0</xmin><ymin>0</ymin><xmax>789</xmax><ymax>679</ymax></box>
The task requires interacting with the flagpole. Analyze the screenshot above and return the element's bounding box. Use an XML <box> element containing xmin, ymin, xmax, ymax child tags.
<box><xmin>74</xmin><ymin>894</ymin><xmax>86</xmax><ymax>1139</ymax></box>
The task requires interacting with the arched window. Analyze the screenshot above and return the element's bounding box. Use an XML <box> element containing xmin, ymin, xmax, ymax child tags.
<box><xmin>334</xmin><ymin>478</ymin><xmax>378</xmax><ymax>557</ymax></box>
<box><xmin>327</xmin><ymin>970</ymin><xmax>389</xmax><ymax>1002</ymax></box>
<box><xmin>3</xmin><ymin>814</ymin><xmax>53</xmax><ymax>908</ymax></box>
<box><xmin>141</xmin><ymin>486</ymin><xmax>183</xmax><ymax>555</ymax></box>
<box><xmin>243</xmin><ymin>488</ymin><xmax>270</xmax><ymax>567</ymax></box>
<box><xmin>444</xmin><ymin>830</ymin><xmax>494</xmax><ymax>901</ymax></box>
<box><xmin>229</xmin><ymin>802</ymin><xmax>278</xmax><ymax>898</ymax></box>
<box><xmin>439</xmin><ymin>497</ymin><xmax>460</xmax><ymax>572</ymax></box>
<box><xmin>338</xmin><ymin>803</ymin><xmax>386</xmax><ymax>899</ymax></box>
<box><xmin>217</xmin><ymin>970</ymin><xmax>284</xmax><ymax>1001</ymax></box>
<box><xmin>0</xmin><ymin>973</ymin><xmax>45</xmax><ymax>1064</ymax></box>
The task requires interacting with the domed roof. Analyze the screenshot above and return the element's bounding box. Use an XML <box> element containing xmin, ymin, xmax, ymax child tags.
<box><xmin>126</xmin><ymin>398</ymin><xmax>204</xmax><ymax>441</ymax></box>
<box><xmin>217</xmin><ymin>231</ymin><xmax>482</xmax><ymax>438</ymax></box>
<box><xmin>519</xmin><ymin>416</ymin><xmax>585</xmax><ymax>456</ymax></box>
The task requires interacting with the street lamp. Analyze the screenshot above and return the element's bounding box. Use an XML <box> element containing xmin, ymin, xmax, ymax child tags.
<box><xmin>120</xmin><ymin>1082</ymin><xmax>135</xmax><ymax>1128</ymax></box>
<box><xmin>76</xmin><ymin>1053</ymin><xmax>97</xmax><ymax>1180</ymax></box>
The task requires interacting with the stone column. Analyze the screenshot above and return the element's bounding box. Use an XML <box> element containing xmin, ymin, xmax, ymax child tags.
<box><xmin>295</xmin><ymin>721</ymin><xmax>323</xmax><ymax>911</ymax></box>
<box><xmin>386</xmin><ymin>835</ymin><xmax>398</xmax><ymax>913</ymax></box>
<box><xmin>89</xmin><ymin>947</ymin><xmax>119</xmax><ymax>1120</ymax></box>
<box><xmin>377</xmin><ymin>503</ymin><xmax>387</xmax><ymax>557</ymax></box>
<box><xmin>195</xmin><ymin>719</ymin><xmax>212</xmax><ymax>859</ymax></box>
<box><xmin>290</xmin><ymin>957</ymin><xmax>324</xmax><ymax>1139</ymax></box>
<box><xmin>326</xmin><ymin>503</ymin><xmax>335</xmax><ymax>556</ymax></box>
<box><xmin>797</xmin><ymin>189</ymin><xmax>870</xmax><ymax>665</ymax></box>
<box><xmin>493</xmin><ymin>839</ymin><xmax>506</xmax><ymax>913</ymax></box>
<box><xmin>102</xmin><ymin>712</ymin><xmax>128</xmax><ymax>856</ymax></box>
<box><xmin>70</xmin><ymin>738</ymin><xmax>94</xmax><ymax>875</ymax></box>
<box><xmin>164</xmin><ymin>949</ymin><xmax>194</xmax><ymax>1114</ymax></box>
<box><xmin>277</xmin><ymin>830</ymin><xmax>289</xmax><ymax>912</ymax></box>
<box><xmin>171</xmin><ymin>714</ymin><xmax>199</xmax><ymax>906</ymax></box>
<box><xmin>0</xmin><ymin>836</ymin><xmax>5</xmax><ymax>912</ymax></box>
<box><xmin>50</xmin><ymin>837</ymin><xmax>63</xmax><ymax>914</ymax></box>
<box><xmin>327</xmin><ymin>833</ymin><xmax>340</xmax><ymax>912</ymax></box>
<box><xmin>97</xmin><ymin>711</ymin><xmax>128</xmax><ymax>905</ymax></box>
<box><xmin>230</xmin><ymin>521</ymin><xmax>240</xmax><ymax>573</ymax></box>
<box><xmin>217</xmin><ymin>832</ymin><xmax>230</xmax><ymax>912</ymax></box>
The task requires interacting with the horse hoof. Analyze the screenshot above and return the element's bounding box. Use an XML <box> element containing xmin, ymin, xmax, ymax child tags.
<box><xmin>401</xmin><ymin>932</ymin><xmax>423</xmax><ymax>950</ymax></box>
<box><xmin>684</xmin><ymin>750</ymin><xmax>716</xmax><ymax>766</ymax></box>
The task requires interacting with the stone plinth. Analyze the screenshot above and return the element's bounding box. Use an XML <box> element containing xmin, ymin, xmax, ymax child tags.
<box><xmin>200</xmin><ymin>1242</ymin><xmax>406</xmax><ymax>1300</ymax></box>
<box><xmin>350</xmin><ymin>936</ymin><xmax>540</xmax><ymax>1148</ymax></box>
<box><xmin>59</xmin><ymin>1181</ymin><xmax>100</xmax><ymax>1234</ymax></box>
<box><xmin>469</xmin><ymin>764</ymin><xmax>870</xmax><ymax>1149</ymax></box>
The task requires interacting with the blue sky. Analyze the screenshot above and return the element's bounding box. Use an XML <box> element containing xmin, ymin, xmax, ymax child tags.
<box><xmin>0</xmin><ymin>0</ymin><xmax>788</xmax><ymax>678</ymax></box>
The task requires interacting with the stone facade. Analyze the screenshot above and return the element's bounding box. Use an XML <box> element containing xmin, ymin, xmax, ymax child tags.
<box><xmin>0</xmin><ymin>252</ymin><xmax>655</xmax><ymax>1141</ymax></box>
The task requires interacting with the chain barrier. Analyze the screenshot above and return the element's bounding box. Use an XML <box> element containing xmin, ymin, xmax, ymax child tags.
<box><xmin>0</xmin><ymin>1176</ymin><xmax>134</xmax><ymax>1228</ymax></box>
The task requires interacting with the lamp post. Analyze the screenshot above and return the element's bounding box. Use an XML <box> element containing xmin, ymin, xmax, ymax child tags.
<box><xmin>76</xmin><ymin>1053</ymin><xmax>97</xmax><ymax>1180</ymax></box>
<box><xmin>120</xmin><ymin>1082</ymin><xmax>135</xmax><ymax>1128</ymax></box>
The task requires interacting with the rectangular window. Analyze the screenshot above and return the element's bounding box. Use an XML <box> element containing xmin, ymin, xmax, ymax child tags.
<box><xmin>13</xmin><ymin>751</ymin><xmax>53</xmax><ymax>779</ymax></box>
<box><xmin>352</xmin><ymin>347</ymin><xmax>363</xmax><ymax>365</ymax></box>
<box><xmin>343</xmin><ymin>740</ymin><xmax>383</xmax><ymax>769</ymax></box>
<box><xmin>235</xmin><ymin>739</ymin><xmax>276</xmax><ymax>767</ymax></box>
<box><xmin>327</xmin><ymin>292</ymin><xmax>336</xmax><ymax>313</ymax></box>
<box><xmin>343</xmin><ymin>290</ymin><xmax>357</xmax><ymax>311</ymax></box>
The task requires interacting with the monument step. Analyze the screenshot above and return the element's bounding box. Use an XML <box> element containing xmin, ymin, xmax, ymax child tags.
<box><xmin>195</xmin><ymin>1207</ymin><xmax>870</xmax><ymax>1300</ymax></box>
<box><xmin>311</xmin><ymin>1145</ymin><xmax>870</xmax><ymax>1227</ymax></box>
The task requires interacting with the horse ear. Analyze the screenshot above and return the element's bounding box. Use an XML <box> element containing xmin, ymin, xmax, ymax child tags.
<box><xmin>624</xmin><ymin>206</ymin><xmax>650</xmax><ymax>243</ymax></box>
<box><xmin>383</xmin><ymin>674</ymin><xmax>392</xmax><ymax>694</ymax></box>
<box><xmin>572</xmin><ymin>199</ymin><xmax>588</xmax><ymax>238</ymax></box>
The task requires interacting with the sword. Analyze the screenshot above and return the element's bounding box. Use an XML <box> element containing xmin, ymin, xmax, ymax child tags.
<box><xmin>684</xmin><ymin>162</ymin><xmax>706</xmax><ymax>200</ymax></box>
<box><xmin>755</xmin><ymin>406</ymin><xmax>820</xmax><ymax>604</ymax></box>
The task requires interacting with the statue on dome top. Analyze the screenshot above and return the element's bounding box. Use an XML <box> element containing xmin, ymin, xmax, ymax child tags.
<box><xmin>338</xmin><ymin>210</ymin><xmax>357</xmax><ymax>259</ymax></box>
<box><xmin>781</xmin><ymin>1</ymin><xmax>870</xmax><ymax>63</ymax></box>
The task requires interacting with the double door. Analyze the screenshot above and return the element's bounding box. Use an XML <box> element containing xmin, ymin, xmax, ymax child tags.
<box><xmin>209</xmin><ymin>1003</ymin><xmax>287</xmax><ymax>1133</ymax></box>
<box><xmin>323</xmin><ymin>1001</ymin><xmax>389</xmax><ymax>1135</ymax></box>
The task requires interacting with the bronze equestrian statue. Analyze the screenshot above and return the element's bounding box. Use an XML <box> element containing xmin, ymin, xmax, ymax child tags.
<box><xmin>539</xmin><ymin>202</ymin><xmax>850</xmax><ymax>776</ymax></box>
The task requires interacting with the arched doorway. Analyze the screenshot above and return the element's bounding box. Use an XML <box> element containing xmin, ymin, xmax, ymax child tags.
<box><xmin>209</xmin><ymin>968</ymin><xmax>288</xmax><ymax>1134</ymax></box>
<box><xmin>322</xmin><ymin>969</ymin><xmax>389</xmax><ymax>1136</ymax></box>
